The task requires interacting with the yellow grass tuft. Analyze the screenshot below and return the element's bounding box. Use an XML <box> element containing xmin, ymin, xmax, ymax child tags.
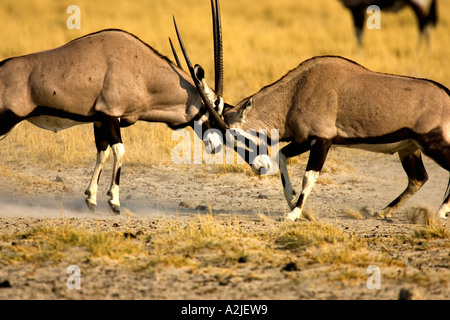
<box><xmin>0</xmin><ymin>223</ymin><xmax>144</xmax><ymax>265</ymax></box>
<box><xmin>276</xmin><ymin>222</ymin><xmax>348</xmax><ymax>249</ymax></box>
<box><xmin>412</xmin><ymin>225</ymin><xmax>450</xmax><ymax>240</ymax></box>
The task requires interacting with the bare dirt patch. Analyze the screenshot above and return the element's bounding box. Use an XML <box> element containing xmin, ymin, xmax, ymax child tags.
<box><xmin>0</xmin><ymin>148</ymin><xmax>449</xmax><ymax>300</ymax></box>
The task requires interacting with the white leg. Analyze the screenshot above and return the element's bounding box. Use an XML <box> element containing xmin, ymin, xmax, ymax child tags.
<box><xmin>278</xmin><ymin>152</ymin><xmax>296</xmax><ymax>210</ymax></box>
<box><xmin>107</xmin><ymin>143</ymin><xmax>125</xmax><ymax>213</ymax></box>
<box><xmin>286</xmin><ymin>170</ymin><xmax>319</xmax><ymax>221</ymax></box>
<box><xmin>85</xmin><ymin>148</ymin><xmax>110</xmax><ymax>210</ymax></box>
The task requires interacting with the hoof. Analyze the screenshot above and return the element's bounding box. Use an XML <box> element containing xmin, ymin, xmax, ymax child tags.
<box><xmin>285</xmin><ymin>207</ymin><xmax>302</xmax><ymax>221</ymax></box>
<box><xmin>373</xmin><ymin>212</ymin><xmax>384</xmax><ymax>219</ymax></box>
<box><xmin>373</xmin><ymin>208</ymin><xmax>394</xmax><ymax>220</ymax></box>
<box><xmin>108</xmin><ymin>200</ymin><xmax>121</xmax><ymax>214</ymax></box>
<box><xmin>85</xmin><ymin>199</ymin><xmax>97</xmax><ymax>212</ymax></box>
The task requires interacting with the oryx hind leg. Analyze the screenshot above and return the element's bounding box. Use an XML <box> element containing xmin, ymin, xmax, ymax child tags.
<box><xmin>286</xmin><ymin>138</ymin><xmax>332</xmax><ymax>221</ymax></box>
<box><xmin>416</xmin><ymin>131</ymin><xmax>450</xmax><ymax>219</ymax></box>
<box><xmin>85</xmin><ymin>117</ymin><xmax>124</xmax><ymax>214</ymax></box>
<box><xmin>375</xmin><ymin>148</ymin><xmax>428</xmax><ymax>219</ymax></box>
<box><xmin>108</xmin><ymin>140</ymin><xmax>125</xmax><ymax>214</ymax></box>
<box><xmin>106</xmin><ymin>117</ymin><xmax>124</xmax><ymax>214</ymax></box>
<box><xmin>85</xmin><ymin>122</ymin><xmax>111</xmax><ymax>211</ymax></box>
<box><xmin>0</xmin><ymin>110</ymin><xmax>23</xmax><ymax>140</ymax></box>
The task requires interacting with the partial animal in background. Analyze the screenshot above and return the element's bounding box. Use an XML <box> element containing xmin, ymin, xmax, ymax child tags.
<box><xmin>338</xmin><ymin>0</ymin><xmax>438</xmax><ymax>46</ymax></box>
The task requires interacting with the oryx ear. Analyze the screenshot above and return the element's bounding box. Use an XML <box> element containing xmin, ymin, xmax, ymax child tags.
<box><xmin>239</xmin><ymin>98</ymin><xmax>252</xmax><ymax>122</ymax></box>
<box><xmin>215</xmin><ymin>97</ymin><xmax>224</xmax><ymax>115</ymax></box>
<box><xmin>194</xmin><ymin>64</ymin><xmax>215</xmax><ymax>101</ymax></box>
<box><xmin>194</xmin><ymin>64</ymin><xmax>205</xmax><ymax>83</ymax></box>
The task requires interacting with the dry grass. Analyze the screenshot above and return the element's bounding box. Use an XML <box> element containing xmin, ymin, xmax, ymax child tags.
<box><xmin>0</xmin><ymin>215</ymin><xmax>396</xmax><ymax>270</ymax></box>
<box><xmin>0</xmin><ymin>224</ymin><xmax>143</xmax><ymax>265</ymax></box>
<box><xmin>0</xmin><ymin>0</ymin><xmax>449</xmax><ymax>170</ymax></box>
<box><xmin>412</xmin><ymin>224</ymin><xmax>450</xmax><ymax>240</ymax></box>
<box><xmin>1</xmin><ymin>214</ymin><xmax>448</xmax><ymax>294</ymax></box>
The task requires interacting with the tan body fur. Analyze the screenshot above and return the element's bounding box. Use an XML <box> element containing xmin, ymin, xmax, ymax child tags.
<box><xmin>224</xmin><ymin>56</ymin><xmax>450</xmax><ymax>220</ymax></box>
<box><xmin>0</xmin><ymin>29</ymin><xmax>217</xmax><ymax>213</ymax></box>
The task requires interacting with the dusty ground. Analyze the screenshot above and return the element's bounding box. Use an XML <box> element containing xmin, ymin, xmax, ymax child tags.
<box><xmin>0</xmin><ymin>147</ymin><xmax>449</xmax><ymax>300</ymax></box>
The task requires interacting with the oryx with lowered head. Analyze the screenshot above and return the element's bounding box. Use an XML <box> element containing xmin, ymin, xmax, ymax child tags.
<box><xmin>0</xmin><ymin>1</ymin><xmax>229</xmax><ymax>213</ymax></box>
<box><xmin>221</xmin><ymin>55</ymin><xmax>450</xmax><ymax>221</ymax></box>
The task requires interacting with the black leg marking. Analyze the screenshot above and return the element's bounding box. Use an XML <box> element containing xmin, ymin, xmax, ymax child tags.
<box><xmin>377</xmin><ymin>149</ymin><xmax>428</xmax><ymax>218</ymax></box>
<box><xmin>279</xmin><ymin>141</ymin><xmax>311</xmax><ymax>210</ymax></box>
<box><xmin>294</xmin><ymin>138</ymin><xmax>331</xmax><ymax>210</ymax></box>
<box><xmin>0</xmin><ymin>110</ymin><xmax>23</xmax><ymax>138</ymax></box>
<box><xmin>284</xmin><ymin>138</ymin><xmax>331</xmax><ymax>221</ymax></box>
<box><xmin>85</xmin><ymin>117</ymin><xmax>124</xmax><ymax>214</ymax></box>
<box><xmin>115</xmin><ymin>167</ymin><xmax>121</xmax><ymax>186</ymax></box>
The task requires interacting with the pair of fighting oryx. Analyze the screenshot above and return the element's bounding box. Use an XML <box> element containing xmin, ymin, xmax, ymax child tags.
<box><xmin>0</xmin><ymin>0</ymin><xmax>449</xmax><ymax>221</ymax></box>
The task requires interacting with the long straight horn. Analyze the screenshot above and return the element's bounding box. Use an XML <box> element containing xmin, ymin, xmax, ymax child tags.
<box><xmin>173</xmin><ymin>16</ymin><xmax>229</xmax><ymax>131</ymax></box>
<box><xmin>169</xmin><ymin>37</ymin><xmax>183</xmax><ymax>70</ymax></box>
<box><xmin>211</xmin><ymin>0</ymin><xmax>223</xmax><ymax>97</ymax></box>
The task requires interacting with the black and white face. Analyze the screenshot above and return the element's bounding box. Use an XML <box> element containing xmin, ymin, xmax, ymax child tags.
<box><xmin>222</xmin><ymin>98</ymin><xmax>274</xmax><ymax>175</ymax></box>
<box><xmin>194</xmin><ymin>115</ymin><xmax>223</xmax><ymax>154</ymax></box>
<box><xmin>193</xmin><ymin>95</ymin><xmax>225</xmax><ymax>155</ymax></box>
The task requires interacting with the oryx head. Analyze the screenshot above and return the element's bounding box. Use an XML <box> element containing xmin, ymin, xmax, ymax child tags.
<box><xmin>172</xmin><ymin>0</ymin><xmax>229</xmax><ymax>154</ymax></box>
<box><xmin>222</xmin><ymin>97</ymin><xmax>274</xmax><ymax>175</ymax></box>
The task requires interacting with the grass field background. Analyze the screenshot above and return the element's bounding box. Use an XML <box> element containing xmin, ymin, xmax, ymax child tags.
<box><xmin>1</xmin><ymin>0</ymin><xmax>450</xmax><ymax>167</ymax></box>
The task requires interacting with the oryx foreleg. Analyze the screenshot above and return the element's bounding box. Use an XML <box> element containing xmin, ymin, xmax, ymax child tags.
<box><xmin>286</xmin><ymin>138</ymin><xmax>331</xmax><ymax>221</ymax></box>
<box><xmin>375</xmin><ymin>148</ymin><xmax>428</xmax><ymax>219</ymax></box>
<box><xmin>278</xmin><ymin>141</ymin><xmax>309</xmax><ymax>210</ymax></box>
<box><xmin>108</xmin><ymin>141</ymin><xmax>125</xmax><ymax>213</ymax></box>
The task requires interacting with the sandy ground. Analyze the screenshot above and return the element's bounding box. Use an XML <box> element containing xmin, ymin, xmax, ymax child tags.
<box><xmin>0</xmin><ymin>147</ymin><xmax>449</xmax><ymax>300</ymax></box>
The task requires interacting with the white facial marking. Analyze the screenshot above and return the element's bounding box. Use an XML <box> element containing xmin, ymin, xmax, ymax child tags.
<box><xmin>204</xmin><ymin>131</ymin><xmax>223</xmax><ymax>154</ymax></box>
<box><xmin>227</xmin><ymin>128</ymin><xmax>258</xmax><ymax>148</ymax></box>
<box><xmin>251</xmin><ymin>154</ymin><xmax>273</xmax><ymax>175</ymax></box>
<box><xmin>437</xmin><ymin>203</ymin><xmax>450</xmax><ymax>219</ymax></box>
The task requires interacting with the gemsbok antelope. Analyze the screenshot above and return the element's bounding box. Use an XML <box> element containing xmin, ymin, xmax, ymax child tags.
<box><xmin>338</xmin><ymin>0</ymin><xmax>438</xmax><ymax>47</ymax></box>
<box><xmin>0</xmin><ymin>0</ymin><xmax>229</xmax><ymax>213</ymax></box>
<box><xmin>220</xmin><ymin>55</ymin><xmax>450</xmax><ymax>221</ymax></box>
